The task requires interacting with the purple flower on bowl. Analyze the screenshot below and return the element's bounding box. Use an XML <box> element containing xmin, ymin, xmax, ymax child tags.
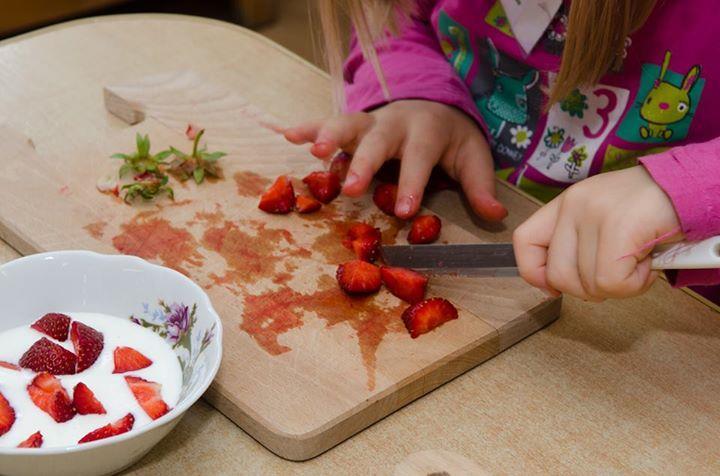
<box><xmin>166</xmin><ymin>303</ymin><xmax>190</xmax><ymax>343</ymax></box>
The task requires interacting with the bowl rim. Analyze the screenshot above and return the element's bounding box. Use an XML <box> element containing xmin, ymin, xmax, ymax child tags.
<box><xmin>0</xmin><ymin>250</ymin><xmax>224</xmax><ymax>455</ymax></box>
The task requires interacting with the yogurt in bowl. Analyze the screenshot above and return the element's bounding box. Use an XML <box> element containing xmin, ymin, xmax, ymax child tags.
<box><xmin>0</xmin><ymin>251</ymin><xmax>222</xmax><ymax>476</ymax></box>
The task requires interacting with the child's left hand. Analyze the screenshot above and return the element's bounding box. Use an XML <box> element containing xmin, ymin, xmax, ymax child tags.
<box><xmin>512</xmin><ymin>166</ymin><xmax>681</xmax><ymax>301</ymax></box>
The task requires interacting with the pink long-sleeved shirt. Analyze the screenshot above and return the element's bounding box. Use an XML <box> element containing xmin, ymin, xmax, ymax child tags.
<box><xmin>342</xmin><ymin>0</ymin><xmax>720</xmax><ymax>297</ymax></box>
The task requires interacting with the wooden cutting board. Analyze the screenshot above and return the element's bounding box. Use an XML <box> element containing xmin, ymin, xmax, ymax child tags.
<box><xmin>0</xmin><ymin>71</ymin><xmax>560</xmax><ymax>460</ymax></box>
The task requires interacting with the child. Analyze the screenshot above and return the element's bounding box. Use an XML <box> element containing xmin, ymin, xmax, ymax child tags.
<box><xmin>284</xmin><ymin>0</ymin><xmax>720</xmax><ymax>302</ymax></box>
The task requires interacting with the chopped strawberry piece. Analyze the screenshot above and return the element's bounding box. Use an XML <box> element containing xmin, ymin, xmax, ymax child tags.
<box><xmin>345</xmin><ymin>222</ymin><xmax>381</xmax><ymax>242</ymax></box>
<box><xmin>0</xmin><ymin>392</ymin><xmax>15</xmax><ymax>437</ymax></box>
<box><xmin>407</xmin><ymin>214</ymin><xmax>442</xmax><ymax>244</ymax></box>
<box><xmin>258</xmin><ymin>175</ymin><xmax>296</xmax><ymax>214</ymax></box>
<box><xmin>329</xmin><ymin>152</ymin><xmax>351</xmax><ymax>181</ymax></box>
<box><xmin>343</xmin><ymin>222</ymin><xmax>382</xmax><ymax>262</ymax></box>
<box><xmin>79</xmin><ymin>413</ymin><xmax>135</xmax><ymax>444</ymax></box>
<box><xmin>401</xmin><ymin>298</ymin><xmax>458</xmax><ymax>338</ymax></box>
<box><xmin>124</xmin><ymin>376</ymin><xmax>170</xmax><ymax>420</ymax></box>
<box><xmin>380</xmin><ymin>266</ymin><xmax>429</xmax><ymax>304</ymax></box>
<box><xmin>27</xmin><ymin>373</ymin><xmax>75</xmax><ymax>423</ymax></box>
<box><xmin>375</xmin><ymin>159</ymin><xmax>400</xmax><ymax>184</ymax></box>
<box><xmin>73</xmin><ymin>383</ymin><xmax>107</xmax><ymax>415</ymax></box>
<box><xmin>373</xmin><ymin>183</ymin><xmax>398</xmax><ymax>216</ymax></box>
<box><xmin>71</xmin><ymin>321</ymin><xmax>104</xmax><ymax>372</ymax></box>
<box><xmin>296</xmin><ymin>195</ymin><xmax>322</xmax><ymax>213</ymax></box>
<box><xmin>113</xmin><ymin>347</ymin><xmax>153</xmax><ymax>374</ymax></box>
<box><xmin>31</xmin><ymin>313</ymin><xmax>71</xmax><ymax>341</ymax></box>
<box><xmin>336</xmin><ymin>260</ymin><xmax>382</xmax><ymax>295</ymax></box>
<box><xmin>17</xmin><ymin>431</ymin><xmax>43</xmax><ymax>448</ymax></box>
<box><xmin>303</xmin><ymin>171</ymin><xmax>341</xmax><ymax>204</ymax></box>
<box><xmin>19</xmin><ymin>337</ymin><xmax>77</xmax><ymax>375</ymax></box>
<box><xmin>0</xmin><ymin>361</ymin><xmax>20</xmax><ymax>371</ymax></box>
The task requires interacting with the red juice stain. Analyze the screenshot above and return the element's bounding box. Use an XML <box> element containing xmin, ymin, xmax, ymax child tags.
<box><xmin>235</xmin><ymin>171</ymin><xmax>271</xmax><ymax>198</ymax></box>
<box><xmin>84</xmin><ymin>221</ymin><xmax>107</xmax><ymax>240</ymax></box>
<box><xmin>112</xmin><ymin>215</ymin><xmax>204</xmax><ymax>275</ymax></box>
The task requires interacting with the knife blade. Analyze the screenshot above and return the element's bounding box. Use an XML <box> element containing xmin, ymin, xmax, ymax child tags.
<box><xmin>380</xmin><ymin>243</ymin><xmax>519</xmax><ymax>277</ymax></box>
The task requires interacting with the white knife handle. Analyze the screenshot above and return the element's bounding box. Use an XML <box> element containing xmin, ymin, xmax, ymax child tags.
<box><xmin>651</xmin><ymin>236</ymin><xmax>720</xmax><ymax>270</ymax></box>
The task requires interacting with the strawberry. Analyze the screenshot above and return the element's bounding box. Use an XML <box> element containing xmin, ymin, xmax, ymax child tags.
<box><xmin>0</xmin><ymin>392</ymin><xmax>15</xmax><ymax>437</ymax></box>
<box><xmin>31</xmin><ymin>313</ymin><xmax>71</xmax><ymax>341</ymax></box>
<box><xmin>302</xmin><ymin>171</ymin><xmax>341</xmax><ymax>204</ymax></box>
<box><xmin>336</xmin><ymin>260</ymin><xmax>382</xmax><ymax>295</ymax></box>
<box><xmin>375</xmin><ymin>159</ymin><xmax>400</xmax><ymax>184</ymax></box>
<box><xmin>113</xmin><ymin>347</ymin><xmax>153</xmax><ymax>374</ymax></box>
<box><xmin>79</xmin><ymin>413</ymin><xmax>135</xmax><ymax>444</ymax></box>
<box><xmin>380</xmin><ymin>266</ymin><xmax>428</xmax><ymax>304</ymax></box>
<box><xmin>17</xmin><ymin>431</ymin><xmax>43</xmax><ymax>448</ymax></box>
<box><xmin>373</xmin><ymin>183</ymin><xmax>398</xmax><ymax>216</ymax></box>
<box><xmin>27</xmin><ymin>372</ymin><xmax>75</xmax><ymax>423</ymax></box>
<box><xmin>407</xmin><ymin>214</ymin><xmax>442</xmax><ymax>244</ymax></box>
<box><xmin>71</xmin><ymin>321</ymin><xmax>104</xmax><ymax>373</ymax></box>
<box><xmin>258</xmin><ymin>175</ymin><xmax>296</xmax><ymax>214</ymax></box>
<box><xmin>73</xmin><ymin>383</ymin><xmax>107</xmax><ymax>415</ymax></box>
<box><xmin>0</xmin><ymin>361</ymin><xmax>20</xmax><ymax>371</ymax></box>
<box><xmin>329</xmin><ymin>152</ymin><xmax>351</xmax><ymax>181</ymax></box>
<box><xmin>125</xmin><ymin>376</ymin><xmax>170</xmax><ymax>420</ymax></box>
<box><xmin>296</xmin><ymin>195</ymin><xmax>322</xmax><ymax>214</ymax></box>
<box><xmin>401</xmin><ymin>298</ymin><xmax>458</xmax><ymax>338</ymax></box>
<box><xmin>343</xmin><ymin>223</ymin><xmax>382</xmax><ymax>262</ymax></box>
<box><xmin>19</xmin><ymin>337</ymin><xmax>77</xmax><ymax>375</ymax></box>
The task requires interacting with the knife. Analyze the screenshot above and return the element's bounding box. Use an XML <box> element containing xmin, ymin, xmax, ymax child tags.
<box><xmin>381</xmin><ymin>236</ymin><xmax>720</xmax><ymax>277</ymax></box>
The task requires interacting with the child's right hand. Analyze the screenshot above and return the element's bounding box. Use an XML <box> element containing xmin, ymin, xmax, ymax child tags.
<box><xmin>284</xmin><ymin>100</ymin><xmax>508</xmax><ymax>221</ymax></box>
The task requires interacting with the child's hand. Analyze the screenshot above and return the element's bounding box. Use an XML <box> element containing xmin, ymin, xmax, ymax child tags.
<box><xmin>284</xmin><ymin>100</ymin><xmax>507</xmax><ymax>221</ymax></box>
<box><xmin>513</xmin><ymin>166</ymin><xmax>681</xmax><ymax>301</ymax></box>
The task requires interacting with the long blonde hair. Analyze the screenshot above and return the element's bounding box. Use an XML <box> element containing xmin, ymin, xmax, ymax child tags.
<box><xmin>317</xmin><ymin>0</ymin><xmax>657</xmax><ymax>108</ymax></box>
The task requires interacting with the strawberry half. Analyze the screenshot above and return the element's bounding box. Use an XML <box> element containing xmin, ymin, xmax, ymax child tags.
<box><xmin>31</xmin><ymin>313</ymin><xmax>71</xmax><ymax>341</ymax></box>
<box><xmin>258</xmin><ymin>175</ymin><xmax>296</xmax><ymax>214</ymax></box>
<box><xmin>343</xmin><ymin>223</ymin><xmax>381</xmax><ymax>262</ymax></box>
<box><xmin>19</xmin><ymin>337</ymin><xmax>77</xmax><ymax>375</ymax></box>
<box><xmin>336</xmin><ymin>260</ymin><xmax>382</xmax><ymax>295</ymax></box>
<box><xmin>373</xmin><ymin>183</ymin><xmax>398</xmax><ymax>216</ymax></box>
<box><xmin>380</xmin><ymin>266</ymin><xmax>428</xmax><ymax>304</ymax></box>
<box><xmin>303</xmin><ymin>171</ymin><xmax>341</xmax><ymax>204</ymax></box>
<box><xmin>125</xmin><ymin>376</ymin><xmax>170</xmax><ymax>420</ymax></box>
<box><xmin>329</xmin><ymin>152</ymin><xmax>351</xmax><ymax>181</ymax></box>
<box><xmin>27</xmin><ymin>372</ymin><xmax>75</xmax><ymax>423</ymax></box>
<box><xmin>0</xmin><ymin>361</ymin><xmax>20</xmax><ymax>371</ymax></box>
<box><xmin>0</xmin><ymin>392</ymin><xmax>15</xmax><ymax>437</ymax></box>
<box><xmin>79</xmin><ymin>413</ymin><xmax>135</xmax><ymax>444</ymax></box>
<box><xmin>113</xmin><ymin>347</ymin><xmax>153</xmax><ymax>374</ymax></box>
<box><xmin>17</xmin><ymin>431</ymin><xmax>43</xmax><ymax>448</ymax></box>
<box><xmin>73</xmin><ymin>383</ymin><xmax>107</xmax><ymax>415</ymax></box>
<box><xmin>71</xmin><ymin>321</ymin><xmax>104</xmax><ymax>373</ymax></box>
<box><xmin>407</xmin><ymin>214</ymin><xmax>442</xmax><ymax>244</ymax></box>
<box><xmin>296</xmin><ymin>195</ymin><xmax>322</xmax><ymax>214</ymax></box>
<box><xmin>401</xmin><ymin>298</ymin><xmax>459</xmax><ymax>338</ymax></box>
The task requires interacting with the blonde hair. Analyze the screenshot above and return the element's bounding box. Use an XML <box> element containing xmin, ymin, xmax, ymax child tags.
<box><xmin>317</xmin><ymin>0</ymin><xmax>657</xmax><ymax>108</ymax></box>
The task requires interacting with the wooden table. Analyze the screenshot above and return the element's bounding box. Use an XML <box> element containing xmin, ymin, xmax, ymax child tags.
<box><xmin>1</xmin><ymin>15</ymin><xmax>719</xmax><ymax>475</ymax></box>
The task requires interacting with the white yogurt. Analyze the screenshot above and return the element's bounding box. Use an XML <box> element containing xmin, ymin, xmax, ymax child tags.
<box><xmin>0</xmin><ymin>312</ymin><xmax>182</xmax><ymax>448</ymax></box>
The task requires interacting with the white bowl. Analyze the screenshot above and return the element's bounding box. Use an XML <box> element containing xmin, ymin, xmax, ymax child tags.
<box><xmin>0</xmin><ymin>251</ymin><xmax>223</xmax><ymax>476</ymax></box>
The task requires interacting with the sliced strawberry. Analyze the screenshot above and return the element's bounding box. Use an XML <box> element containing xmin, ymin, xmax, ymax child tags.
<box><xmin>31</xmin><ymin>313</ymin><xmax>71</xmax><ymax>341</ymax></box>
<box><xmin>401</xmin><ymin>298</ymin><xmax>458</xmax><ymax>338</ymax></box>
<box><xmin>329</xmin><ymin>152</ymin><xmax>351</xmax><ymax>181</ymax></box>
<box><xmin>0</xmin><ymin>361</ymin><xmax>20</xmax><ymax>371</ymax></box>
<box><xmin>17</xmin><ymin>431</ymin><xmax>43</xmax><ymax>448</ymax></box>
<box><xmin>336</xmin><ymin>260</ymin><xmax>382</xmax><ymax>295</ymax></box>
<box><xmin>258</xmin><ymin>175</ymin><xmax>296</xmax><ymax>214</ymax></box>
<box><xmin>79</xmin><ymin>413</ymin><xmax>135</xmax><ymax>444</ymax></box>
<box><xmin>113</xmin><ymin>347</ymin><xmax>153</xmax><ymax>374</ymax></box>
<box><xmin>303</xmin><ymin>171</ymin><xmax>341</xmax><ymax>204</ymax></box>
<box><xmin>373</xmin><ymin>183</ymin><xmax>398</xmax><ymax>216</ymax></box>
<box><xmin>0</xmin><ymin>392</ymin><xmax>15</xmax><ymax>437</ymax></box>
<box><xmin>296</xmin><ymin>195</ymin><xmax>322</xmax><ymax>213</ymax></box>
<box><xmin>73</xmin><ymin>383</ymin><xmax>107</xmax><ymax>415</ymax></box>
<box><xmin>407</xmin><ymin>214</ymin><xmax>442</xmax><ymax>244</ymax></box>
<box><xmin>27</xmin><ymin>372</ymin><xmax>75</xmax><ymax>423</ymax></box>
<box><xmin>19</xmin><ymin>337</ymin><xmax>77</xmax><ymax>375</ymax></box>
<box><xmin>380</xmin><ymin>266</ymin><xmax>428</xmax><ymax>304</ymax></box>
<box><xmin>343</xmin><ymin>223</ymin><xmax>382</xmax><ymax>262</ymax></box>
<box><xmin>71</xmin><ymin>321</ymin><xmax>104</xmax><ymax>372</ymax></box>
<box><xmin>125</xmin><ymin>376</ymin><xmax>170</xmax><ymax>420</ymax></box>
<box><xmin>344</xmin><ymin>222</ymin><xmax>381</xmax><ymax>242</ymax></box>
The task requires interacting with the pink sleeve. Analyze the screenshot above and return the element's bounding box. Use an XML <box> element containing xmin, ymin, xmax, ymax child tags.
<box><xmin>343</xmin><ymin>1</ymin><xmax>480</xmax><ymax>125</ymax></box>
<box><xmin>640</xmin><ymin>137</ymin><xmax>720</xmax><ymax>287</ymax></box>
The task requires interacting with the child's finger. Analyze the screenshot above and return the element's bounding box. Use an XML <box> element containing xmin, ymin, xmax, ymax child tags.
<box><xmin>513</xmin><ymin>199</ymin><xmax>561</xmax><ymax>295</ymax></box>
<box><xmin>455</xmin><ymin>139</ymin><xmax>508</xmax><ymax>222</ymax></box>
<box><xmin>310</xmin><ymin>113</ymin><xmax>374</xmax><ymax>158</ymax></box>
<box><xmin>394</xmin><ymin>130</ymin><xmax>446</xmax><ymax>218</ymax></box>
<box><xmin>343</xmin><ymin>129</ymin><xmax>400</xmax><ymax>197</ymax></box>
<box><xmin>284</xmin><ymin>121</ymin><xmax>323</xmax><ymax>145</ymax></box>
<box><xmin>546</xmin><ymin>211</ymin><xmax>595</xmax><ymax>300</ymax></box>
